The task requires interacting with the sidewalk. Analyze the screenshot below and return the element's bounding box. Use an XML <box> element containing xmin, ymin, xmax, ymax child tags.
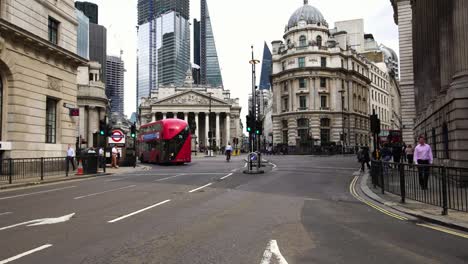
<box><xmin>0</xmin><ymin>164</ymin><xmax>150</xmax><ymax>191</ymax></box>
<box><xmin>360</xmin><ymin>171</ymin><xmax>468</xmax><ymax>232</ymax></box>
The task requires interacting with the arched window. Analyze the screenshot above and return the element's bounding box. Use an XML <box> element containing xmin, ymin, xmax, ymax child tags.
<box><xmin>299</xmin><ymin>35</ymin><xmax>307</xmax><ymax>47</ymax></box>
<box><xmin>316</xmin><ymin>35</ymin><xmax>322</xmax><ymax>48</ymax></box>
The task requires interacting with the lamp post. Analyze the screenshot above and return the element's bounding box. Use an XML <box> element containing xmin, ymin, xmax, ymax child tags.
<box><xmin>339</xmin><ymin>88</ymin><xmax>346</xmax><ymax>154</ymax></box>
<box><xmin>207</xmin><ymin>92</ymin><xmax>213</xmax><ymax>156</ymax></box>
<box><xmin>249</xmin><ymin>46</ymin><xmax>260</xmax><ymax>153</ymax></box>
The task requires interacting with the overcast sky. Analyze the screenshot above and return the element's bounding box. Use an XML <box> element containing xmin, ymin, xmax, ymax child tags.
<box><xmin>83</xmin><ymin>0</ymin><xmax>398</xmax><ymax>118</ymax></box>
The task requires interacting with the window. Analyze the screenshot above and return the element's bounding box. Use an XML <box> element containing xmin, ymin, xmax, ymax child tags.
<box><xmin>299</xmin><ymin>35</ymin><xmax>307</xmax><ymax>47</ymax></box>
<box><xmin>352</xmin><ymin>62</ymin><xmax>355</xmax><ymax>71</ymax></box>
<box><xmin>320</xmin><ymin>57</ymin><xmax>327</xmax><ymax>67</ymax></box>
<box><xmin>298</xmin><ymin>118</ymin><xmax>309</xmax><ymax>127</ymax></box>
<box><xmin>320</xmin><ymin>96</ymin><xmax>328</xmax><ymax>109</ymax></box>
<box><xmin>316</xmin><ymin>35</ymin><xmax>322</xmax><ymax>47</ymax></box>
<box><xmin>320</xmin><ymin>118</ymin><xmax>330</xmax><ymax>127</ymax></box>
<box><xmin>282</xmin><ymin>97</ymin><xmax>289</xmax><ymax>112</ymax></box>
<box><xmin>283</xmin><ymin>82</ymin><xmax>288</xmax><ymax>92</ymax></box>
<box><xmin>48</xmin><ymin>17</ymin><xmax>59</xmax><ymax>45</ymax></box>
<box><xmin>45</xmin><ymin>98</ymin><xmax>57</xmax><ymax>143</ymax></box>
<box><xmin>282</xmin><ymin>120</ymin><xmax>288</xmax><ymax>129</ymax></box>
<box><xmin>282</xmin><ymin>130</ymin><xmax>288</xmax><ymax>144</ymax></box>
<box><xmin>341</xmin><ymin>59</ymin><xmax>344</xmax><ymax>68</ymax></box>
<box><xmin>320</xmin><ymin>129</ymin><xmax>330</xmax><ymax>143</ymax></box>
<box><xmin>282</xmin><ymin>61</ymin><xmax>286</xmax><ymax>71</ymax></box>
<box><xmin>299</xmin><ymin>96</ymin><xmax>307</xmax><ymax>109</ymax></box>
<box><xmin>299</xmin><ymin>78</ymin><xmax>307</xmax><ymax>89</ymax></box>
<box><xmin>320</xmin><ymin>77</ymin><xmax>326</xmax><ymax>88</ymax></box>
<box><xmin>89</xmin><ymin>73</ymin><xmax>94</xmax><ymax>81</ymax></box>
<box><xmin>298</xmin><ymin>57</ymin><xmax>305</xmax><ymax>68</ymax></box>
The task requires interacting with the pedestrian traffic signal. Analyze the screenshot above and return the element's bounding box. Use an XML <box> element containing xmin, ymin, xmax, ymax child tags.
<box><xmin>255</xmin><ymin>120</ymin><xmax>263</xmax><ymax>135</ymax></box>
<box><xmin>99</xmin><ymin>120</ymin><xmax>106</xmax><ymax>136</ymax></box>
<box><xmin>130</xmin><ymin>123</ymin><xmax>136</xmax><ymax>138</ymax></box>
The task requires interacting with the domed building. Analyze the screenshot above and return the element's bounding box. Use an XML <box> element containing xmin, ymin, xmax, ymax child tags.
<box><xmin>271</xmin><ymin>1</ymin><xmax>372</xmax><ymax>153</ymax></box>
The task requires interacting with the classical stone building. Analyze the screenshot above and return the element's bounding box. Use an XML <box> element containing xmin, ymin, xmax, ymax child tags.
<box><xmin>77</xmin><ymin>62</ymin><xmax>107</xmax><ymax>148</ymax></box>
<box><xmin>0</xmin><ymin>0</ymin><xmax>86</xmax><ymax>158</ymax></box>
<box><xmin>139</xmin><ymin>73</ymin><xmax>242</xmax><ymax>151</ymax></box>
<box><xmin>271</xmin><ymin>1</ymin><xmax>372</xmax><ymax>152</ymax></box>
<box><xmin>391</xmin><ymin>0</ymin><xmax>468</xmax><ymax>167</ymax></box>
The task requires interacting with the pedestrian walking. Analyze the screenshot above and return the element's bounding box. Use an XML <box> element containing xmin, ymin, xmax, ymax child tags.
<box><xmin>381</xmin><ymin>143</ymin><xmax>393</xmax><ymax>176</ymax></box>
<box><xmin>392</xmin><ymin>143</ymin><xmax>402</xmax><ymax>163</ymax></box>
<box><xmin>405</xmin><ymin>144</ymin><xmax>414</xmax><ymax>164</ymax></box>
<box><xmin>401</xmin><ymin>143</ymin><xmax>407</xmax><ymax>163</ymax></box>
<box><xmin>111</xmin><ymin>145</ymin><xmax>119</xmax><ymax>168</ymax></box>
<box><xmin>66</xmin><ymin>144</ymin><xmax>76</xmax><ymax>171</ymax></box>
<box><xmin>359</xmin><ymin>147</ymin><xmax>371</xmax><ymax>172</ymax></box>
<box><xmin>98</xmin><ymin>147</ymin><xmax>105</xmax><ymax>169</ymax></box>
<box><xmin>414</xmin><ymin>135</ymin><xmax>433</xmax><ymax>190</ymax></box>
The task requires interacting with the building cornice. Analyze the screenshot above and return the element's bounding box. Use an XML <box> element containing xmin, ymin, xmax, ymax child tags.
<box><xmin>271</xmin><ymin>66</ymin><xmax>372</xmax><ymax>84</ymax></box>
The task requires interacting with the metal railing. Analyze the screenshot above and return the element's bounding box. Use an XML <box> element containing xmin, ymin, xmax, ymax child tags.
<box><xmin>0</xmin><ymin>156</ymin><xmax>100</xmax><ymax>185</ymax></box>
<box><xmin>370</xmin><ymin>161</ymin><xmax>468</xmax><ymax>214</ymax></box>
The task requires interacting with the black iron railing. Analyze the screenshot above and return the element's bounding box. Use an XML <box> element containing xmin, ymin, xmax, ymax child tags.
<box><xmin>0</xmin><ymin>156</ymin><xmax>100</xmax><ymax>185</ymax></box>
<box><xmin>370</xmin><ymin>161</ymin><xmax>468</xmax><ymax>214</ymax></box>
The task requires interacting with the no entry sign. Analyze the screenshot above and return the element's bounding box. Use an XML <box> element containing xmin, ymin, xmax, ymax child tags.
<box><xmin>108</xmin><ymin>130</ymin><xmax>126</xmax><ymax>145</ymax></box>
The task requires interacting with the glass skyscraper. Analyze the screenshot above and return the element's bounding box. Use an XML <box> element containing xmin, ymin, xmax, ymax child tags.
<box><xmin>137</xmin><ymin>0</ymin><xmax>191</xmax><ymax>107</ymax></box>
<box><xmin>200</xmin><ymin>0</ymin><xmax>223</xmax><ymax>87</ymax></box>
<box><xmin>259</xmin><ymin>42</ymin><xmax>272</xmax><ymax>90</ymax></box>
<box><xmin>76</xmin><ymin>10</ymin><xmax>89</xmax><ymax>59</ymax></box>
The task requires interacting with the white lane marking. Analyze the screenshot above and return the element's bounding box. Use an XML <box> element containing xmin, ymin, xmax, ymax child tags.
<box><xmin>230</xmin><ymin>168</ymin><xmax>238</xmax><ymax>172</ymax></box>
<box><xmin>188</xmin><ymin>183</ymin><xmax>213</xmax><ymax>193</ymax></box>
<box><xmin>0</xmin><ymin>212</ymin><xmax>12</xmax><ymax>216</ymax></box>
<box><xmin>260</xmin><ymin>240</ymin><xmax>288</xmax><ymax>264</ymax></box>
<box><xmin>0</xmin><ymin>186</ymin><xmax>77</xmax><ymax>201</ymax></box>
<box><xmin>74</xmin><ymin>185</ymin><xmax>136</xmax><ymax>200</ymax></box>
<box><xmin>155</xmin><ymin>174</ymin><xmax>185</xmax><ymax>182</ymax></box>
<box><xmin>220</xmin><ymin>173</ymin><xmax>233</xmax><ymax>180</ymax></box>
<box><xmin>0</xmin><ymin>213</ymin><xmax>75</xmax><ymax>231</ymax></box>
<box><xmin>0</xmin><ymin>244</ymin><xmax>53</xmax><ymax>264</ymax></box>
<box><xmin>244</xmin><ymin>163</ymin><xmax>248</xmax><ymax>168</ymax></box>
<box><xmin>268</xmin><ymin>162</ymin><xmax>278</xmax><ymax>169</ymax></box>
<box><xmin>108</xmin><ymin>200</ymin><xmax>171</xmax><ymax>223</ymax></box>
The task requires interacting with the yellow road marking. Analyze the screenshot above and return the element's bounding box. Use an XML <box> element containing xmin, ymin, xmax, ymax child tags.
<box><xmin>349</xmin><ymin>176</ymin><xmax>407</xmax><ymax>221</ymax></box>
<box><xmin>416</xmin><ymin>224</ymin><xmax>468</xmax><ymax>239</ymax></box>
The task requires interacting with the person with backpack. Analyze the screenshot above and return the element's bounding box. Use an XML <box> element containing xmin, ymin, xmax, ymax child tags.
<box><xmin>359</xmin><ymin>147</ymin><xmax>371</xmax><ymax>172</ymax></box>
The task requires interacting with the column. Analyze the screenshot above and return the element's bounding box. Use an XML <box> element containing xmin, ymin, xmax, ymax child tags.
<box><xmin>215</xmin><ymin>113</ymin><xmax>220</xmax><ymax>147</ymax></box>
<box><xmin>162</xmin><ymin>113</ymin><xmax>166</xmax><ymax>119</ymax></box>
<box><xmin>225</xmin><ymin>113</ymin><xmax>231</xmax><ymax>145</ymax></box>
<box><xmin>152</xmin><ymin>113</ymin><xmax>156</xmax><ymax>122</ymax></box>
<box><xmin>205</xmin><ymin>113</ymin><xmax>209</xmax><ymax>148</ymax></box>
<box><xmin>452</xmin><ymin>0</ymin><xmax>468</xmax><ymax>80</ymax></box>
<box><xmin>195</xmin><ymin>113</ymin><xmax>199</xmax><ymax>143</ymax></box>
<box><xmin>87</xmin><ymin>106</ymin><xmax>94</xmax><ymax>148</ymax></box>
<box><xmin>184</xmin><ymin>112</ymin><xmax>189</xmax><ymax>122</ymax></box>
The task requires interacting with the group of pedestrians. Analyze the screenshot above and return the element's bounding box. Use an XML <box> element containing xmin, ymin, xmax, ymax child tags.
<box><xmin>358</xmin><ymin>135</ymin><xmax>434</xmax><ymax>190</ymax></box>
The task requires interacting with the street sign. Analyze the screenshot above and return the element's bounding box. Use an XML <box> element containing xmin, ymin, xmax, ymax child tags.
<box><xmin>108</xmin><ymin>130</ymin><xmax>126</xmax><ymax>145</ymax></box>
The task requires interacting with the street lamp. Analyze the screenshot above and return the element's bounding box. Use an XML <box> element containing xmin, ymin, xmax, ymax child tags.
<box><xmin>339</xmin><ymin>88</ymin><xmax>346</xmax><ymax>154</ymax></box>
<box><xmin>249</xmin><ymin>46</ymin><xmax>260</xmax><ymax>153</ymax></box>
<box><xmin>207</xmin><ymin>91</ymin><xmax>213</xmax><ymax>156</ymax></box>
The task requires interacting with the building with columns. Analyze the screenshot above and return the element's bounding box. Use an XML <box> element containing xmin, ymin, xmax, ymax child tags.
<box><xmin>271</xmin><ymin>1</ymin><xmax>372</xmax><ymax>152</ymax></box>
<box><xmin>391</xmin><ymin>0</ymin><xmax>468</xmax><ymax>167</ymax></box>
<box><xmin>139</xmin><ymin>72</ymin><xmax>242</xmax><ymax>151</ymax></box>
<box><xmin>0</xmin><ymin>0</ymin><xmax>87</xmax><ymax>158</ymax></box>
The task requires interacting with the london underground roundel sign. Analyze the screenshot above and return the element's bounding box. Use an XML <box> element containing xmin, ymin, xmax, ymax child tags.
<box><xmin>108</xmin><ymin>130</ymin><xmax>126</xmax><ymax>144</ymax></box>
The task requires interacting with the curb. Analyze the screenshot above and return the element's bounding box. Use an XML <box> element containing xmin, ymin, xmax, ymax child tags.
<box><xmin>0</xmin><ymin>173</ymin><xmax>112</xmax><ymax>191</ymax></box>
<box><xmin>359</xmin><ymin>171</ymin><xmax>468</xmax><ymax>233</ymax></box>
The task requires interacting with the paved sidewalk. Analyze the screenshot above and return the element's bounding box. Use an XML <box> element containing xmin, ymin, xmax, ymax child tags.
<box><xmin>360</xmin><ymin>171</ymin><xmax>468</xmax><ymax>232</ymax></box>
<box><xmin>0</xmin><ymin>164</ymin><xmax>150</xmax><ymax>190</ymax></box>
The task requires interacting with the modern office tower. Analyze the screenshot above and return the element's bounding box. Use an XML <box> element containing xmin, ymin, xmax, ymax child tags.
<box><xmin>76</xmin><ymin>10</ymin><xmax>90</xmax><ymax>59</ymax></box>
<box><xmin>138</xmin><ymin>0</ymin><xmax>190</xmax><ymax>25</ymax></box>
<box><xmin>106</xmin><ymin>56</ymin><xmax>125</xmax><ymax>115</ymax></box>
<box><xmin>200</xmin><ymin>0</ymin><xmax>223</xmax><ymax>87</ymax></box>
<box><xmin>75</xmin><ymin>1</ymin><xmax>98</xmax><ymax>24</ymax></box>
<box><xmin>259</xmin><ymin>42</ymin><xmax>272</xmax><ymax>90</ymax></box>
<box><xmin>137</xmin><ymin>0</ymin><xmax>191</xmax><ymax>107</ymax></box>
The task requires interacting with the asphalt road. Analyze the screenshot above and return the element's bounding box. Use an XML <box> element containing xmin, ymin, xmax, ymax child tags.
<box><xmin>0</xmin><ymin>155</ymin><xmax>467</xmax><ymax>264</ymax></box>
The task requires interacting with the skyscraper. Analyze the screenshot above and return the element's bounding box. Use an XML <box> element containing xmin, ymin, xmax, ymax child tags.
<box><xmin>75</xmin><ymin>1</ymin><xmax>98</xmax><ymax>24</ymax></box>
<box><xmin>259</xmin><ymin>42</ymin><xmax>272</xmax><ymax>90</ymax></box>
<box><xmin>106</xmin><ymin>56</ymin><xmax>125</xmax><ymax>115</ymax></box>
<box><xmin>137</xmin><ymin>0</ymin><xmax>191</xmax><ymax>107</ymax></box>
<box><xmin>200</xmin><ymin>0</ymin><xmax>223</xmax><ymax>87</ymax></box>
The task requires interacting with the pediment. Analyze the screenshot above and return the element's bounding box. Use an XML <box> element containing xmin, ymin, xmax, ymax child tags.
<box><xmin>155</xmin><ymin>91</ymin><xmax>229</xmax><ymax>106</ymax></box>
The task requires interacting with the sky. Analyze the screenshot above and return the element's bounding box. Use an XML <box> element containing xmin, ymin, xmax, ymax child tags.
<box><xmin>83</xmin><ymin>0</ymin><xmax>399</xmax><ymax>118</ymax></box>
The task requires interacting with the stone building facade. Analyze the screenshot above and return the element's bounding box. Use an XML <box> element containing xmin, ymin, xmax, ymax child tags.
<box><xmin>0</xmin><ymin>0</ymin><xmax>86</xmax><ymax>158</ymax></box>
<box><xmin>271</xmin><ymin>1</ymin><xmax>372</xmax><ymax>152</ymax></box>
<box><xmin>391</xmin><ymin>0</ymin><xmax>468</xmax><ymax>167</ymax></box>
<box><xmin>139</xmin><ymin>73</ymin><xmax>242</xmax><ymax>151</ymax></box>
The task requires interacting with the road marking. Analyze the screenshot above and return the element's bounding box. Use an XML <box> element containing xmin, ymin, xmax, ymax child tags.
<box><xmin>416</xmin><ymin>223</ymin><xmax>468</xmax><ymax>239</ymax></box>
<box><xmin>349</xmin><ymin>176</ymin><xmax>407</xmax><ymax>221</ymax></box>
<box><xmin>268</xmin><ymin>162</ymin><xmax>278</xmax><ymax>169</ymax></box>
<box><xmin>0</xmin><ymin>213</ymin><xmax>75</xmax><ymax>231</ymax></box>
<box><xmin>155</xmin><ymin>174</ymin><xmax>185</xmax><ymax>182</ymax></box>
<box><xmin>244</xmin><ymin>163</ymin><xmax>248</xmax><ymax>168</ymax></box>
<box><xmin>260</xmin><ymin>240</ymin><xmax>288</xmax><ymax>264</ymax></box>
<box><xmin>108</xmin><ymin>200</ymin><xmax>171</xmax><ymax>223</ymax></box>
<box><xmin>0</xmin><ymin>244</ymin><xmax>53</xmax><ymax>264</ymax></box>
<box><xmin>188</xmin><ymin>183</ymin><xmax>213</xmax><ymax>193</ymax></box>
<box><xmin>0</xmin><ymin>212</ymin><xmax>12</xmax><ymax>217</ymax></box>
<box><xmin>0</xmin><ymin>186</ymin><xmax>77</xmax><ymax>201</ymax></box>
<box><xmin>220</xmin><ymin>173</ymin><xmax>233</xmax><ymax>180</ymax></box>
<box><xmin>231</xmin><ymin>168</ymin><xmax>238</xmax><ymax>172</ymax></box>
<box><xmin>74</xmin><ymin>185</ymin><xmax>136</xmax><ymax>200</ymax></box>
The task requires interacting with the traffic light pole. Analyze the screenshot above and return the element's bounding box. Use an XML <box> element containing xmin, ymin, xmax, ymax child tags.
<box><xmin>249</xmin><ymin>46</ymin><xmax>260</xmax><ymax>153</ymax></box>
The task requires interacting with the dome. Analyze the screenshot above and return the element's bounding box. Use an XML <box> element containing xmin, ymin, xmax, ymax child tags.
<box><xmin>380</xmin><ymin>44</ymin><xmax>399</xmax><ymax>62</ymax></box>
<box><xmin>287</xmin><ymin>0</ymin><xmax>328</xmax><ymax>29</ymax></box>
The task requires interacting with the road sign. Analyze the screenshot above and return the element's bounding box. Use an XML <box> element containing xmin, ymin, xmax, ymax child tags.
<box><xmin>108</xmin><ymin>130</ymin><xmax>126</xmax><ymax>145</ymax></box>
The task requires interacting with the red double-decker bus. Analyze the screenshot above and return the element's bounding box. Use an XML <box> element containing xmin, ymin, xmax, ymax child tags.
<box><xmin>138</xmin><ymin>119</ymin><xmax>192</xmax><ymax>164</ymax></box>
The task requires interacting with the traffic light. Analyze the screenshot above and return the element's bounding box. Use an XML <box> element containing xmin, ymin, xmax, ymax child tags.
<box><xmin>370</xmin><ymin>114</ymin><xmax>381</xmax><ymax>134</ymax></box>
<box><xmin>130</xmin><ymin>123</ymin><xmax>136</xmax><ymax>138</ymax></box>
<box><xmin>246</xmin><ymin>115</ymin><xmax>253</xmax><ymax>133</ymax></box>
<box><xmin>99</xmin><ymin>120</ymin><xmax>106</xmax><ymax>136</ymax></box>
<box><xmin>255</xmin><ymin>120</ymin><xmax>263</xmax><ymax>135</ymax></box>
